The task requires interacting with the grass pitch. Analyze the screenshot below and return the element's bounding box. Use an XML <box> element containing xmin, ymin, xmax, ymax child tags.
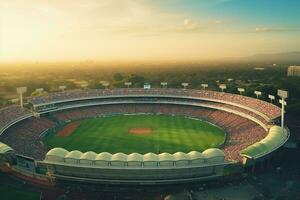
<box><xmin>46</xmin><ymin>114</ymin><xmax>226</xmax><ymax>154</ymax></box>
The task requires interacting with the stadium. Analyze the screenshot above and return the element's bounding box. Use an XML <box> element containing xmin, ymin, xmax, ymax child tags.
<box><xmin>0</xmin><ymin>87</ymin><xmax>289</xmax><ymax>186</ymax></box>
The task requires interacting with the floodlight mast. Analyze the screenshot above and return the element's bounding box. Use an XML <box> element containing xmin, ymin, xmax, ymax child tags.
<box><xmin>103</xmin><ymin>82</ymin><xmax>110</xmax><ymax>89</ymax></box>
<box><xmin>81</xmin><ymin>83</ymin><xmax>88</xmax><ymax>90</ymax></box>
<box><xmin>201</xmin><ymin>84</ymin><xmax>208</xmax><ymax>90</ymax></box>
<box><xmin>16</xmin><ymin>87</ymin><xmax>27</xmax><ymax>108</ymax></box>
<box><xmin>59</xmin><ymin>85</ymin><xmax>67</xmax><ymax>92</ymax></box>
<box><xmin>254</xmin><ymin>91</ymin><xmax>262</xmax><ymax>98</ymax></box>
<box><xmin>181</xmin><ymin>83</ymin><xmax>189</xmax><ymax>89</ymax></box>
<box><xmin>124</xmin><ymin>82</ymin><xmax>132</xmax><ymax>88</ymax></box>
<box><xmin>237</xmin><ymin>88</ymin><xmax>245</xmax><ymax>95</ymax></box>
<box><xmin>35</xmin><ymin>88</ymin><xmax>44</xmax><ymax>93</ymax></box>
<box><xmin>219</xmin><ymin>84</ymin><xmax>226</xmax><ymax>92</ymax></box>
<box><xmin>278</xmin><ymin>90</ymin><xmax>288</xmax><ymax>128</ymax></box>
<box><xmin>268</xmin><ymin>94</ymin><xmax>275</xmax><ymax>103</ymax></box>
<box><xmin>99</xmin><ymin>81</ymin><xmax>109</xmax><ymax>89</ymax></box>
<box><xmin>161</xmin><ymin>82</ymin><xmax>168</xmax><ymax>88</ymax></box>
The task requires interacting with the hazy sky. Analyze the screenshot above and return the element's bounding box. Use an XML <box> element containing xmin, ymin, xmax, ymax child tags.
<box><xmin>1</xmin><ymin>0</ymin><xmax>300</xmax><ymax>62</ymax></box>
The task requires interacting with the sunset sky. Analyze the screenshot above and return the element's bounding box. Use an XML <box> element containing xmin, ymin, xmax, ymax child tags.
<box><xmin>1</xmin><ymin>0</ymin><xmax>300</xmax><ymax>62</ymax></box>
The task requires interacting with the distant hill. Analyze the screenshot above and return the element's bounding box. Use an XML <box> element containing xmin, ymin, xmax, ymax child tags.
<box><xmin>230</xmin><ymin>52</ymin><xmax>300</xmax><ymax>63</ymax></box>
<box><xmin>224</xmin><ymin>51</ymin><xmax>300</xmax><ymax>64</ymax></box>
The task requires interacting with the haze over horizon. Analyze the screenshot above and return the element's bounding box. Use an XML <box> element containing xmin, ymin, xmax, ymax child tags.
<box><xmin>1</xmin><ymin>0</ymin><xmax>300</xmax><ymax>62</ymax></box>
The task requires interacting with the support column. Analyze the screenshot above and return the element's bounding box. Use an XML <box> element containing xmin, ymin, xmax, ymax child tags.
<box><xmin>16</xmin><ymin>87</ymin><xmax>27</xmax><ymax>108</ymax></box>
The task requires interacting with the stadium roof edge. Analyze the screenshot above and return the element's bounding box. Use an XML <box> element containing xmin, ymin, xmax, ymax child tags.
<box><xmin>27</xmin><ymin>88</ymin><xmax>280</xmax><ymax>121</ymax></box>
<box><xmin>240</xmin><ymin>126</ymin><xmax>289</xmax><ymax>160</ymax></box>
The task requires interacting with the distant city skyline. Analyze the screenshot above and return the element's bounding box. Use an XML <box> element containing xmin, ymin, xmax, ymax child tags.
<box><xmin>1</xmin><ymin>0</ymin><xmax>300</xmax><ymax>62</ymax></box>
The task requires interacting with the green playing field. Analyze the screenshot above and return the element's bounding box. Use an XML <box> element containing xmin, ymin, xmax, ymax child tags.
<box><xmin>46</xmin><ymin>114</ymin><xmax>226</xmax><ymax>154</ymax></box>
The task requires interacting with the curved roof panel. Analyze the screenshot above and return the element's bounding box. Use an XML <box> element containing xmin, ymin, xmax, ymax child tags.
<box><xmin>127</xmin><ymin>153</ymin><xmax>143</xmax><ymax>162</ymax></box>
<box><xmin>159</xmin><ymin>153</ymin><xmax>175</xmax><ymax>162</ymax></box>
<box><xmin>187</xmin><ymin>151</ymin><xmax>204</xmax><ymax>160</ymax></box>
<box><xmin>111</xmin><ymin>152</ymin><xmax>127</xmax><ymax>162</ymax></box>
<box><xmin>173</xmin><ymin>152</ymin><xmax>190</xmax><ymax>161</ymax></box>
<box><xmin>95</xmin><ymin>152</ymin><xmax>112</xmax><ymax>161</ymax></box>
<box><xmin>143</xmin><ymin>153</ymin><xmax>159</xmax><ymax>162</ymax></box>
<box><xmin>241</xmin><ymin>125</ymin><xmax>288</xmax><ymax>159</ymax></box>
<box><xmin>80</xmin><ymin>151</ymin><xmax>97</xmax><ymax>160</ymax></box>
<box><xmin>65</xmin><ymin>150</ymin><xmax>82</xmax><ymax>159</ymax></box>
<box><xmin>202</xmin><ymin>148</ymin><xmax>225</xmax><ymax>158</ymax></box>
<box><xmin>0</xmin><ymin>142</ymin><xmax>13</xmax><ymax>154</ymax></box>
<box><xmin>46</xmin><ymin>148</ymin><xmax>69</xmax><ymax>158</ymax></box>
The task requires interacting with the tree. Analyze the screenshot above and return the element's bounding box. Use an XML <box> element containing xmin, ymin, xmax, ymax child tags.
<box><xmin>113</xmin><ymin>73</ymin><xmax>124</xmax><ymax>82</ymax></box>
<box><xmin>127</xmin><ymin>74</ymin><xmax>145</xmax><ymax>87</ymax></box>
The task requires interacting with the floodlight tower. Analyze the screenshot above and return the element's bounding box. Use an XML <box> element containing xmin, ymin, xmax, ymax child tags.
<box><xmin>219</xmin><ymin>84</ymin><xmax>226</xmax><ymax>92</ymax></box>
<box><xmin>102</xmin><ymin>82</ymin><xmax>110</xmax><ymax>89</ymax></box>
<box><xmin>161</xmin><ymin>82</ymin><xmax>168</xmax><ymax>88</ymax></box>
<box><xmin>278</xmin><ymin>89</ymin><xmax>288</xmax><ymax>128</ymax></box>
<box><xmin>124</xmin><ymin>82</ymin><xmax>132</xmax><ymax>88</ymax></box>
<box><xmin>254</xmin><ymin>90</ymin><xmax>262</xmax><ymax>99</ymax></box>
<box><xmin>237</xmin><ymin>88</ymin><xmax>245</xmax><ymax>95</ymax></box>
<box><xmin>16</xmin><ymin>87</ymin><xmax>27</xmax><ymax>108</ymax></box>
<box><xmin>35</xmin><ymin>88</ymin><xmax>44</xmax><ymax>93</ymax></box>
<box><xmin>59</xmin><ymin>85</ymin><xmax>67</xmax><ymax>92</ymax></box>
<box><xmin>201</xmin><ymin>84</ymin><xmax>208</xmax><ymax>90</ymax></box>
<box><xmin>181</xmin><ymin>82</ymin><xmax>189</xmax><ymax>89</ymax></box>
<box><xmin>268</xmin><ymin>94</ymin><xmax>275</xmax><ymax>103</ymax></box>
<box><xmin>81</xmin><ymin>83</ymin><xmax>88</xmax><ymax>90</ymax></box>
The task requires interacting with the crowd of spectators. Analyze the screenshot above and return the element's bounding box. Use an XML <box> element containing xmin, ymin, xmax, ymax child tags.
<box><xmin>0</xmin><ymin>117</ymin><xmax>56</xmax><ymax>159</ymax></box>
<box><xmin>28</xmin><ymin>88</ymin><xmax>281</xmax><ymax>119</ymax></box>
<box><xmin>0</xmin><ymin>106</ymin><xmax>32</xmax><ymax>133</ymax></box>
<box><xmin>0</xmin><ymin>102</ymin><xmax>268</xmax><ymax>161</ymax></box>
<box><xmin>209</xmin><ymin>102</ymin><xmax>270</xmax><ymax>125</ymax></box>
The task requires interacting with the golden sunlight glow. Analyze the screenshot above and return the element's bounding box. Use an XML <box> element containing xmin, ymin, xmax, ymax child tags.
<box><xmin>0</xmin><ymin>0</ymin><xmax>298</xmax><ymax>62</ymax></box>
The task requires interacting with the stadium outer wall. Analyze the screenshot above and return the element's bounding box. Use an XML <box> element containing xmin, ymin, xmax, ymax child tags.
<box><xmin>0</xmin><ymin>88</ymin><xmax>289</xmax><ymax>185</ymax></box>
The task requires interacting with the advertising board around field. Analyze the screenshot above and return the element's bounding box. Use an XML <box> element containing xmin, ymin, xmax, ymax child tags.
<box><xmin>16</xmin><ymin>154</ymin><xmax>36</xmax><ymax>173</ymax></box>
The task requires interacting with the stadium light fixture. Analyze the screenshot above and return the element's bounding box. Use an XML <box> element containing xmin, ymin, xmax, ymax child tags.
<box><xmin>59</xmin><ymin>85</ymin><xmax>67</xmax><ymax>92</ymax></box>
<box><xmin>9</xmin><ymin>98</ymin><xmax>19</xmax><ymax>104</ymax></box>
<box><xmin>219</xmin><ymin>84</ymin><xmax>226</xmax><ymax>92</ymax></box>
<box><xmin>35</xmin><ymin>88</ymin><xmax>44</xmax><ymax>93</ymax></box>
<box><xmin>124</xmin><ymin>82</ymin><xmax>132</xmax><ymax>88</ymax></box>
<box><xmin>81</xmin><ymin>83</ymin><xmax>89</xmax><ymax>90</ymax></box>
<box><xmin>16</xmin><ymin>87</ymin><xmax>27</xmax><ymax>108</ymax></box>
<box><xmin>161</xmin><ymin>82</ymin><xmax>168</xmax><ymax>88</ymax></box>
<box><xmin>279</xmin><ymin>99</ymin><xmax>287</xmax><ymax>105</ymax></box>
<box><xmin>144</xmin><ymin>83</ymin><xmax>151</xmax><ymax>89</ymax></box>
<box><xmin>278</xmin><ymin>89</ymin><xmax>288</xmax><ymax>128</ymax></box>
<box><xmin>101</xmin><ymin>81</ymin><xmax>110</xmax><ymax>89</ymax></box>
<box><xmin>268</xmin><ymin>94</ymin><xmax>275</xmax><ymax>103</ymax></box>
<box><xmin>181</xmin><ymin>83</ymin><xmax>189</xmax><ymax>89</ymax></box>
<box><xmin>201</xmin><ymin>84</ymin><xmax>208</xmax><ymax>90</ymax></box>
<box><xmin>237</xmin><ymin>88</ymin><xmax>245</xmax><ymax>95</ymax></box>
<box><xmin>254</xmin><ymin>91</ymin><xmax>262</xmax><ymax>98</ymax></box>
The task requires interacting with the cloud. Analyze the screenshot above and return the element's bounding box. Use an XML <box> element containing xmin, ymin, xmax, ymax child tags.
<box><xmin>182</xmin><ymin>18</ymin><xmax>201</xmax><ymax>31</ymax></box>
<box><xmin>255</xmin><ymin>27</ymin><xmax>274</xmax><ymax>32</ymax></box>
<box><xmin>214</xmin><ymin>20</ymin><xmax>224</xmax><ymax>24</ymax></box>
<box><xmin>183</xmin><ymin>19</ymin><xmax>190</xmax><ymax>26</ymax></box>
<box><xmin>255</xmin><ymin>27</ymin><xmax>300</xmax><ymax>33</ymax></box>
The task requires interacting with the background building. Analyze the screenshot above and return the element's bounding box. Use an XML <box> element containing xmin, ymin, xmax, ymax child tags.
<box><xmin>287</xmin><ymin>66</ymin><xmax>300</xmax><ymax>77</ymax></box>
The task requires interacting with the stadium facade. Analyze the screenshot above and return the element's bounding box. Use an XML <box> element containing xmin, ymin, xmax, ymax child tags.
<box><xmin>0</xmin><ymin>88</ymin><xmax>289</xmax><ymax>185</ymax></box>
